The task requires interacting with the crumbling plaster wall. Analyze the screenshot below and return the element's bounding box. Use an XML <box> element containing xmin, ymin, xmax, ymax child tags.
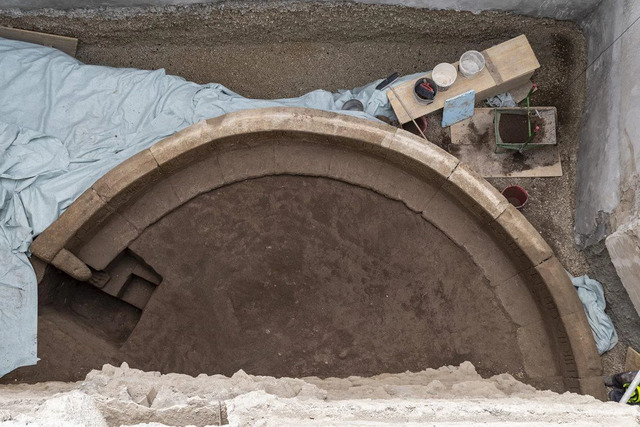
<box><xmin>576</xmin><ymin>0</ymin><xmax>640</xmax><ymax>316</ymax></box>
<box><xmin>576</xmin><ymin>0</ymin><xmax>635</xmax><ymax>247</ymax></box>
<box><xmin>0</xmin><ymin>0</ymin><xmax>601</xmax><ymax>21</ymax></box>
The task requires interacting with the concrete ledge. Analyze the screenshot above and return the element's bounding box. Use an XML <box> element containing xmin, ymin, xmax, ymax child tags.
<box><xmin>92</xmin><ymin>149</ymin><xmax>163</xmax><ymax>207</ymax></box>
<box><xmin>29</xmin><ymin>107</ymin><xmax>602</xmax><ymax>397</ymax></box>
<box><xmin>388</xmin><ymin>130</ymin><xmax>459</xmax><ymax>182</ymax></box>
<box><xmin>31</xmin><ymin>188</ymin><xmax>112</xmax><ymax>262</ymax></box>
<box><xmin>443</xmin><ymin>163</ymin><xmax>509</xmax><ymax>224</ymax></box>
<box><xmin>516</xmin><ymin>257</ymin><xmax>584</xmax><ymax>322</ymax></box>
<box><xmin>51</xmin><ymin>248</ymin><xmax>92</xmax><ymax>282</ymax></box>
<box><xmin>532</xmin><ymin>257</ymin><xmax>584</xmax><ymax>318</ymax></box>
<box><xmin>561</xmin><ymin>311</ymin><xmax>604</xmax><ymax>378</ymax></box>
<box><xmin>149</xmin><ymin>120</ymin><xmax>214</xmax><ymax>174</ymax></box>
<box><xmin>422</xmin><ymin>189</ymin><xmax>520</xmax><ymax>284</ymax></box>
<box><xmin>492</xmin><ymin>204</ymin><xmax>554</xmax><ymax>271</ymax></box>
<box><xmin>76</xmin><ymin>212</ymin><xmax>140</xmax><ymax>271</ymax></box>
<box><xmin>151</xmin><ymin>109</ymin><xmax>395</xmax><ymax>174</ymax></box>
<box><xmin>273</xmin><ymin>138</ymin><xmax>335</xmax><ymax>177</ymax></box>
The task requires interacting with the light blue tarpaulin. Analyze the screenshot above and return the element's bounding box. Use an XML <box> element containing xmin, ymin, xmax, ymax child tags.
<box><xmin>0</xmin><ymin>37</ymin><xmax>426</xmax><ymax>377</ymax></box>
<box><xmin>570</xmin><ymin>273</ymin><xmax>618</xmax><ymax>355</ymax></box>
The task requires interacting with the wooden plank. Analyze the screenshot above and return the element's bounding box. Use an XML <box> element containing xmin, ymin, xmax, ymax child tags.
<box><xmin>388</xmin><ymin>35</ymin><xmax>539</xmax><ymax>124</ymax></box>
<box><xmin>625</xmin><ymin>346</ymin><xmax>640</xmax><ymax>372</ymax></box>
<box><xmin>485</xmin><ymin>34</ymin><xmax>540</xmax><ymax>83</ymax></box>
<box><xmin>387</xmin><ymin>60</ymin><xmax>495</xmax><ymax>124</ymax></box>
<box><xmin>449</xmin><ymin>107</ymin><xmax>560</xmax><ymax>178</ymax></box>
<box><xmin>0</xmin><ymin>26</ymin><xmax>78</xmax><ymax>57</ymax></box>
<box><xmin>451</xmin><ymin>107</ymin><xmax>557</xmax><ymax>147</ymax></box>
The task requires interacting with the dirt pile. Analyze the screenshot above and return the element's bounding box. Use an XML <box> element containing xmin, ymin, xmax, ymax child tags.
<box><xmin>0</xmin><ymin>362</ymin><xmax>637</xmax><ymax>426</ymax></box>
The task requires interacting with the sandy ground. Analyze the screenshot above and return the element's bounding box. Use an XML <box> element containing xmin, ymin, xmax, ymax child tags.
<box><xmin>0</xmin><ymin>1</ymin><xmax>639</xmax><ymax>375</ymax></box>
<box><xmin>1</xmin><ymin>362</ymin><xmax>638</xmax><ymax>426</ymax></box>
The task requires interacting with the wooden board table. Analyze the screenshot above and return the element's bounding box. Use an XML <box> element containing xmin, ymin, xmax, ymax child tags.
<box><xmin>449</xmin><ymin>107</ymin><xmax>561</xmax><ymax>178</ymax></box>
<box><xmin>388</xmin><ymin>34</ymin><xmax>540</xmax><ymax>124</ymax></box>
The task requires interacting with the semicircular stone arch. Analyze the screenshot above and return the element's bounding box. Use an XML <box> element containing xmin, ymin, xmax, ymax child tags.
<box><xmin>30</xmin><ymin>107</ymin><xmax>603</xmax><ymax>398</ymax></box>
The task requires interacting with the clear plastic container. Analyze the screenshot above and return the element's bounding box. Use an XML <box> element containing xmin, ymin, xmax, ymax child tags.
<box><xmin>459</xmin><ymin>50</ymin><xmax>485</xmax><ymax>79</ymax></box>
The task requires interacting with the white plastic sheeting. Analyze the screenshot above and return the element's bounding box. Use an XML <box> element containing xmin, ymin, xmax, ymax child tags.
<box><xmin>0</xmin><ymin>37</ymin><xmax>421</xmax><ymax>377</ymax></box>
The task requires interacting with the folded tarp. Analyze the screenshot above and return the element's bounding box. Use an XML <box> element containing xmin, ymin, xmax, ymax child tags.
<box><xmin>570</xmin><ymin>273</ymin><xmax>618</xmax><ymax>354</ymax></box>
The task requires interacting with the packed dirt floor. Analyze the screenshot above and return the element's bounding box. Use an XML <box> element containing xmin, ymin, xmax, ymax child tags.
<box><xmin>2</xmin><ymin>175</ymin><xmax>561</xmax><ymax>392</ymax></box>
<box><xmin>2</xmin><ymin>362</ymin><xmax>638</xmax><ymax>426</ymax></box>
<box><xmin>1</xmin><ymin>0</ymin><xmax>639</xmax><ymax>387</ymax></box>
<box><xmin>120</xmin><ymin>176</ymin><xmax>521</xmax><ymax>380</ymax></box>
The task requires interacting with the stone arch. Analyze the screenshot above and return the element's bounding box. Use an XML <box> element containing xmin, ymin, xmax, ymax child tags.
<box><xmin>30</xmin><ymin>107</ymin><xmax>603</xmax><ymax>397</ymax></box>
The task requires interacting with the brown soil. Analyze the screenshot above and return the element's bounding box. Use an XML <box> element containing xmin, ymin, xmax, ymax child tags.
<box><xmin>3</xmin><ymin>176</ymin><xmax>554</xmax><ymax>386</ymax></box>
<box><xmin>0</xmin><ymin>3</ymin><xmax>585</xmax><ymax>101</ymax></box>
<box><xmin>499</xmin><ymin>114</ymin><xmax>528</xmax><ymax>143</ymax></box>
<box><xmin>125</xmin><ymin>176</ymin><xmax>523</xmax><ymax>379</ymax></box>
<box><xmin>498</xmin><ymin>114</ymin><xmax>545</xmax><ymax>144</ymax></box>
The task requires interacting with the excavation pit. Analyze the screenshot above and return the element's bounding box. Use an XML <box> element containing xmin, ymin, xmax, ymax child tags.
<box><xmin>2</xmin><ymin>109</ymin><xmax>603</xmax><ymax>400</ymax></box>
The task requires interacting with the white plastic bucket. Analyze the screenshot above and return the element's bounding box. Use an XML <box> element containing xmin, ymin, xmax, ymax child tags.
<box><xmin>432</xmin><ymin>63</ymin><xmax>457</xmax><ymax>92</ymax></box>
<box><xmin>459</xmin><ymin>50</ymin><xmax>485</xmax><ymax>79</ymax></box>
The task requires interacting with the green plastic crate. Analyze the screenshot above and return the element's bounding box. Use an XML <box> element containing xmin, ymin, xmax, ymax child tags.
<box><xmin>494</xmin><ymin>108</ymin><xmax>537</xmax><ymax>152</ymax></box>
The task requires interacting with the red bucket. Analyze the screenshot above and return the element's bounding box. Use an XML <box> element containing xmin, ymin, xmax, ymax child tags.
<box><xmin>502</xmin><ymin>185</ymin><xmax>528</xmax><ymax>209</ymax></box>
<box><xmin>402</xmin><ymin>115</ymin><xmax>428</xmax><ymax>136</ymax></box>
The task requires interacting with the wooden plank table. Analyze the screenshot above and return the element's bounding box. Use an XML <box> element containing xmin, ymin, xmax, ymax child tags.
<box><xmin>449</xmin><ymin>107</ymin><xmax>560</xmax><ymax>178</ymax></box>
<box><xmin>0</xmin><ymin>26</ymin><xmax>78</xmax><ymax>57</ymax></box>
<box><xmin>388</xmin><ymin>35</ymin><xmax>540</xmax><ymax>124</ymax></box>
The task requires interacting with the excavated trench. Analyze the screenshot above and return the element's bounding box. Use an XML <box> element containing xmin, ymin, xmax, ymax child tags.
<box><xmin>2</xmin><ymin>110</ymin><xmax>603</xmax><ymax>399</ymax></box>
<box><xmin>30</xmin><ymin>175</ymin><xmax>520</xmax><ymax>382</ymax></box>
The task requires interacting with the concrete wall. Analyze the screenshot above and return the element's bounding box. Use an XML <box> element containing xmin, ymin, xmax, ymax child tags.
<box><xmin>0</xmin><ymin>0</ymin><xmax>601</xmax><ymax>21</ymax></box>
<box><xmin>357</xmin><ymin>0</ymin><xmax>601</xmax><ymax>21</ymax></box>
<box><xmin>575</xmin><ymin>0</ymin><xmax>625</xmax><ymax>247</ymax></box>
<box><xmin>577</xmin><ymin>0</ymin><xmax>640</xmax><ymax>314</ymax></box>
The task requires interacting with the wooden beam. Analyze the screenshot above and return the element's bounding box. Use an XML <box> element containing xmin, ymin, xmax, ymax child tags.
<box><xmin>387</xmin><ymin>35</ymin><xmax>540</xmax><ymax>124</ymax></box>
<box><xmin>0</xmin><ymin>26</ymin><xmax>78</xmax><ymax>57</ymax></box>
